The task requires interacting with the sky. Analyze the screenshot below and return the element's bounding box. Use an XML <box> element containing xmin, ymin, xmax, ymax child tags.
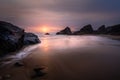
<box><xmin>0</xmin><ymin>0</ymin><xmax>120</xmax><ymax>33</ymax></box>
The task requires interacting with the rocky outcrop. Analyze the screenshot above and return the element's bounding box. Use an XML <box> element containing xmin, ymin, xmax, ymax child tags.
<box><xmin>105</xmin><ymin>24</ymin><xmax>120</xmax><ymax>35</ymax></box>
<box><xmin>0</xmin><ymin>21</ymin><xmax>40</xmax><ymax>56</ymax></box>
<box><xmin>56</xmin><ymin>27</ymin><xmax>72</xmax><ymax>35</ymax></box>
<box><xmin>56</xmin><ymin>24</ymin><xmax>120</xmax><ymax>35</ymax></box>
<box><xmin>73</xmin><ymin>24</ymin><xmax>93</xmax><ymax>35</ymax></box>
<box><xmin>96</xmin><ymin>25</ymin><xmax>106</xmax><ymax>34</ymax></box>
<box><xmin>24</xmin><ymin>33</ymin><xmax>40</xmax><ymax>45</ymax></box>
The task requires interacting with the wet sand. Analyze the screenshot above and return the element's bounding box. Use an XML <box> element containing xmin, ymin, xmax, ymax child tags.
<box><xmin>0</xmin><ymin>35</ymin><xmax>120</xmax><ymax>80</ymax></box>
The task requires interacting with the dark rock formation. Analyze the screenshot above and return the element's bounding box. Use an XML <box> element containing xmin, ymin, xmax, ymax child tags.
<box><xmin>24</xmin><ymin>33</ymin><xmax>40</xmax><ymax>45</ymax></box>
<box><xmin>96</xmin><ymin>25</ymin><xmax>106</xmax><ymax>34</ymax></box>
<box><xmin>105</xmin><ymin>24</ymin><xmax>120</xmax><ymax>35</ymax></box>
<box><xmin>56</xmin><ymin>27</ymin><xmax>72</xmax><ymax>35</ymax></box>
<box><xmin>45</xmin><ymin>33</ymin><xmax>50</xmax><ymax>35</ymax></box>
<box><xmin>0</xmin><ymin>21</ymin><xmax>40</xmax><ymax>56</ymax></box>
<box><xmin>73</xmin><ymin>24</ymin><xmax>93</xmax><ymax>35</ymax></box>
<box><xmin>0</xmin><ymin>21</ymin><xmax>24</xmax><ymax>54</ymax></box>
<box><xmin>14</xmin><ymin>62</ymin><xmax>24</xmax><ymax>67</ymax></box>
<box><xmin>31</xmin><ymin>67</ymin><xmax>46</xmax><ymax>79</ymax></box>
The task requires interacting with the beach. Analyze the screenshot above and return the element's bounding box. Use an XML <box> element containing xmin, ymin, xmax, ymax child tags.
<box><xmin>0</xmin><ymin>35</ymin><xmax>120</xmax><ymax>80</ymax></box>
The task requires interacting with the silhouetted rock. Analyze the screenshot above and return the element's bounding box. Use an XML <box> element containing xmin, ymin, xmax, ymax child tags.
<box><xmin>0</xmin><ymin>21</ymin><xmax>40</xmax><ymax>56</ymax></box>
<box><xmin>96</xmin><ymin>25</ymin><xmax>106</xmax><ymax>34</ymax></box>
<box><xmin>0</xmin><ymin>21</ymin><xmax>24</xmax><ymax>54</ymax></box>
<box><xmin>24</xmin><ymin>33</ymin><xmax>40</xmax><ymax>45</ymax></box>
<box><xmin>45</xmin><ymin>33</ymin><xmax>50</xmax><ymax>35</ymax></box>
<box><xmin>73</xmin><ymin>24</ymin><xmax>93</xmax><ymax>35</ymax></box>
<box><xmin>56</xmin><ymin>27</ymin><xmax>72</xmax><ymax>35</ymax></box>
<box><xmin>14</xmin><ymin>62</ymin><xmax>24</xmax><ymax>67</ymax></box>
<box><xmin>31</xmin><ymin>68</ymin><xmax>46</xmax><ymax>79</ymax></box>
<box><xmin>105</xmin><ymin>24</ymin><xmax>120</xmax><ymax>35</ymax></box>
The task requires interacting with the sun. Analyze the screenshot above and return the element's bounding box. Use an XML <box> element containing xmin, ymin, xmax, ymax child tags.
<box><xmin>41</xmin><ymin>26</ymin><xmax>49</xmax><ymax>33</ymax></box>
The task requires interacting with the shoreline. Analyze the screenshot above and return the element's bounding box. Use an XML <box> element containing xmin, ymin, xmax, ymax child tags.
<box><xmin>0</xmin><ymin>35</ymin><xmax>120</xmax><ymax>80</ymax></box>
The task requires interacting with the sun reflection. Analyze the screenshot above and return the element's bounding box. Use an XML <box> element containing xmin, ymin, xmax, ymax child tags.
<box><xmin>42</xmin><ymin>39</ymin><xmax>49</xmax><ymax>52</ymax></box>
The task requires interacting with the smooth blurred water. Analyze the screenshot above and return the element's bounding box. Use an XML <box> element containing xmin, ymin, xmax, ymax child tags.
<box><xmin>35</xmin><ymin>35</ymin><xmax>120</xmax><ymax>80</ymax></box>
<box><xmin>1</xmin><ymin>35</ymin><xmax>120</xmax><ymax>80</ymax></box>
<box><xmin>38</xmin><ymin>35</ymin><xmax>120</xmax><ymax>53</ymax></box>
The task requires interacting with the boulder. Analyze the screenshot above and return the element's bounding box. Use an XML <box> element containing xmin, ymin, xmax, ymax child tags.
<box><xmin>31</xmin><ymin>67</ymin><xmax>46</xmax><ymax>79</ymax></box>
<box><xmin>56</xmin><ymin>27</ymin><xmax>72</xmax><ymax>35</ymax></box>
<box><xmin>0</xmin><ymin>21</ymin><xmax>40</xmax><ymax>56</ymax></box>
<box><xmin>0</xmin><ymin>21</ymin><xmax>24</xmax><ymax>54</ymax></box>
<box><xmin>24</xmin><ymin>33</ymin><xmax>40</xmax><ymax>45</ymax></box>
<box><xmin>14</xmin><ymin>62</ymin><xmax>24</xmax><ymax>67</ymax></box>
<box><xmin>73</xmin><ymin>24</ymin><xmax>93</xmax><ymax>35</ymax></box>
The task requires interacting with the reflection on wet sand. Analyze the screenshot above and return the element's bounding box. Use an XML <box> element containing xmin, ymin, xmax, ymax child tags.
<box><xmin>0</xmin><ymin>35</ymin><xmax>120</xmax><ymax>80</ymax></box>
<box><xmin>35</xmin><ymin>35</ymin><xmax>120</xmax><ymax>80</ymax></box>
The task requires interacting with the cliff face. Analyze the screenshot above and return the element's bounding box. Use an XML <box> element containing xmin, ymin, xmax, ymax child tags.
<box><xmin>0</xmin><ymin>21</ymin><xmax>40</xmax><ymax>56</ymax></box>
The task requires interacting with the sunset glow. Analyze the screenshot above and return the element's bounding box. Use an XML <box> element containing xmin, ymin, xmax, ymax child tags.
<box><xmin>41</xmin><ymin>26</ymin><xmax>49</xmax><ymax>33</ymax></box>
<box><xmin>26</xmin><ymin>25</ymin><xmax>64</xmax><ymax>33</ymax></box>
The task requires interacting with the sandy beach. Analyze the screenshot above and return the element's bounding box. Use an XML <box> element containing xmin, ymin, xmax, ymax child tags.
<box><xmin>0</xmin><ymin>35</ymin><xmax>120</xmax><ymax>80</ymax></box>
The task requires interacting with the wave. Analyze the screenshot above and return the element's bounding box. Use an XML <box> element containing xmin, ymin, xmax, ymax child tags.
<box><xmin>0</xmin><ymin>44</ymin><xmax>40</xmax><ymax>68</ymax></box>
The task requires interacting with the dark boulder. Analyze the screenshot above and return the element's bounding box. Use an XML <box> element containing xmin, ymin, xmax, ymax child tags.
<box><xmin>24</xmin><ymin>33</ymin><xmax>40</xmax><ymax>45</ymax></box>
<box><xmin>31</xmin><ymin>67</ymin><xmax>46</xmax><ymax>79</ymax></box>
<box><xmin>0</xmin><ymin>21</ymin><xmax>24</xmax><ymax>54</ymax></box>
<box><xmin>96</xmin><ymin>25</ymin><xmax>106</xmax><ymax>34</ymax></box>
<box><xmin>0</xmin><ymin>21</ymin><xmax>40</xmax><ymax>56</ymax></box>
<box><xmin>73</xmin><ymin>24</ymin><xmax>93</xmax><ymax>35</ymax></box>
<box><xmin>56</xmin><ymin>27</ymin><xmax>72</xmax><ymax>35</ymax></box>
<box><xmin>14</xmin><ymin>62</ymin><xmax>24</xmax><ymax>67</ymax></box>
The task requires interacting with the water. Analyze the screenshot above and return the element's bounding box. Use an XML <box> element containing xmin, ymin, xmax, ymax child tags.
<box><xmin>1</xmin><ymin>35</ymin><xmax>120</xmax><ymax>80</ymax></box>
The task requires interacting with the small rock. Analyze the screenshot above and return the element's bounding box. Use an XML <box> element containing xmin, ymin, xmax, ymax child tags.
<box><xmin>14</xmin><ymin>62</ymin><xmax>24</xmax><ymax>67</ymax></box>
<box><xmin>31</xmin><ymin>67</ymin><xmax>46</xmax><ymax>79</ymax></box>
<box><xmin>45</xmin><ymin>33</ymin><xmax>50</xmax><ymax>35</ymax></box>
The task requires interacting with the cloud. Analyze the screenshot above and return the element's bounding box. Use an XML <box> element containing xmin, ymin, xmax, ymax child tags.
<box><xmin>0</xmin><ymin>0</ymin><xmax>120</xmax><ymax>31</ymax></box>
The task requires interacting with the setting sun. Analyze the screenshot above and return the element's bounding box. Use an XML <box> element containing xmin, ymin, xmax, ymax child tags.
<box><xmin>41</xmin><ymin>26</ymin><xmax>49</xmax><ymax>33</ymax></box>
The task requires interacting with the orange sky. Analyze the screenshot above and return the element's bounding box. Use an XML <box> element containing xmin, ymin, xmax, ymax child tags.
<box><xmin>26</xmin><ymin>25</ymin><xmax>62</xmax><ymax>33</ymax></box>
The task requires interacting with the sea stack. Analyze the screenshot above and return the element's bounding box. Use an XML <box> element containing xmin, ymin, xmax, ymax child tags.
<box><xmin>56</xmin><ymin>27</ymin><xmax>72</xmax><ymax>35</ymax></box>
<box><xmin>73</xmin><ymin>24</ymin><xmax>93</xmax><ymax>35</ymax></box>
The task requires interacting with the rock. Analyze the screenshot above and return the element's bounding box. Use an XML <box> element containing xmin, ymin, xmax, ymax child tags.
<box><xmin>105</xmin><ymin>24</ymin><xmax>120</xmax><ymax>35</ymax></box>
<box><xmin>96</xmin><ymin>25</ymin><xmax>106</xmax><ymax>34</ymax></box>
<box><xmin>0</xmin><ymin>21</ymin><xmax>24</xmax><ymax>55</ymax></box>
<box><xmin>31</xmin><ymin>68</ymin><xmax>46</xmax><ymax>79</ymax></box>
<box><xmin>45</xmin><ymin>33</ymin><xmax>50</xmax><ymax>35</ymax></box>
<box><xmin>24</xmin><ymin>33</ymin><xmax>40</xmax><ymax>45</ymax></box>
<box><xmin>0</xmin><ymin>21</ymin><xmax>40</xmax><ymax>56</ymax></box>
<box><xmin>56</xmin><ymin>27</ymin><xmax>72</xmax><ymax>35</ymax></box>
<box><xmin>73</xmin><ymin>24</ymin><xmax>93</xmax><ymax>35</ymax></box>
<box><xmin>14</xmin><ymin>62</ymin><xmax>24</xmax><ymax>67</ymax></box>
